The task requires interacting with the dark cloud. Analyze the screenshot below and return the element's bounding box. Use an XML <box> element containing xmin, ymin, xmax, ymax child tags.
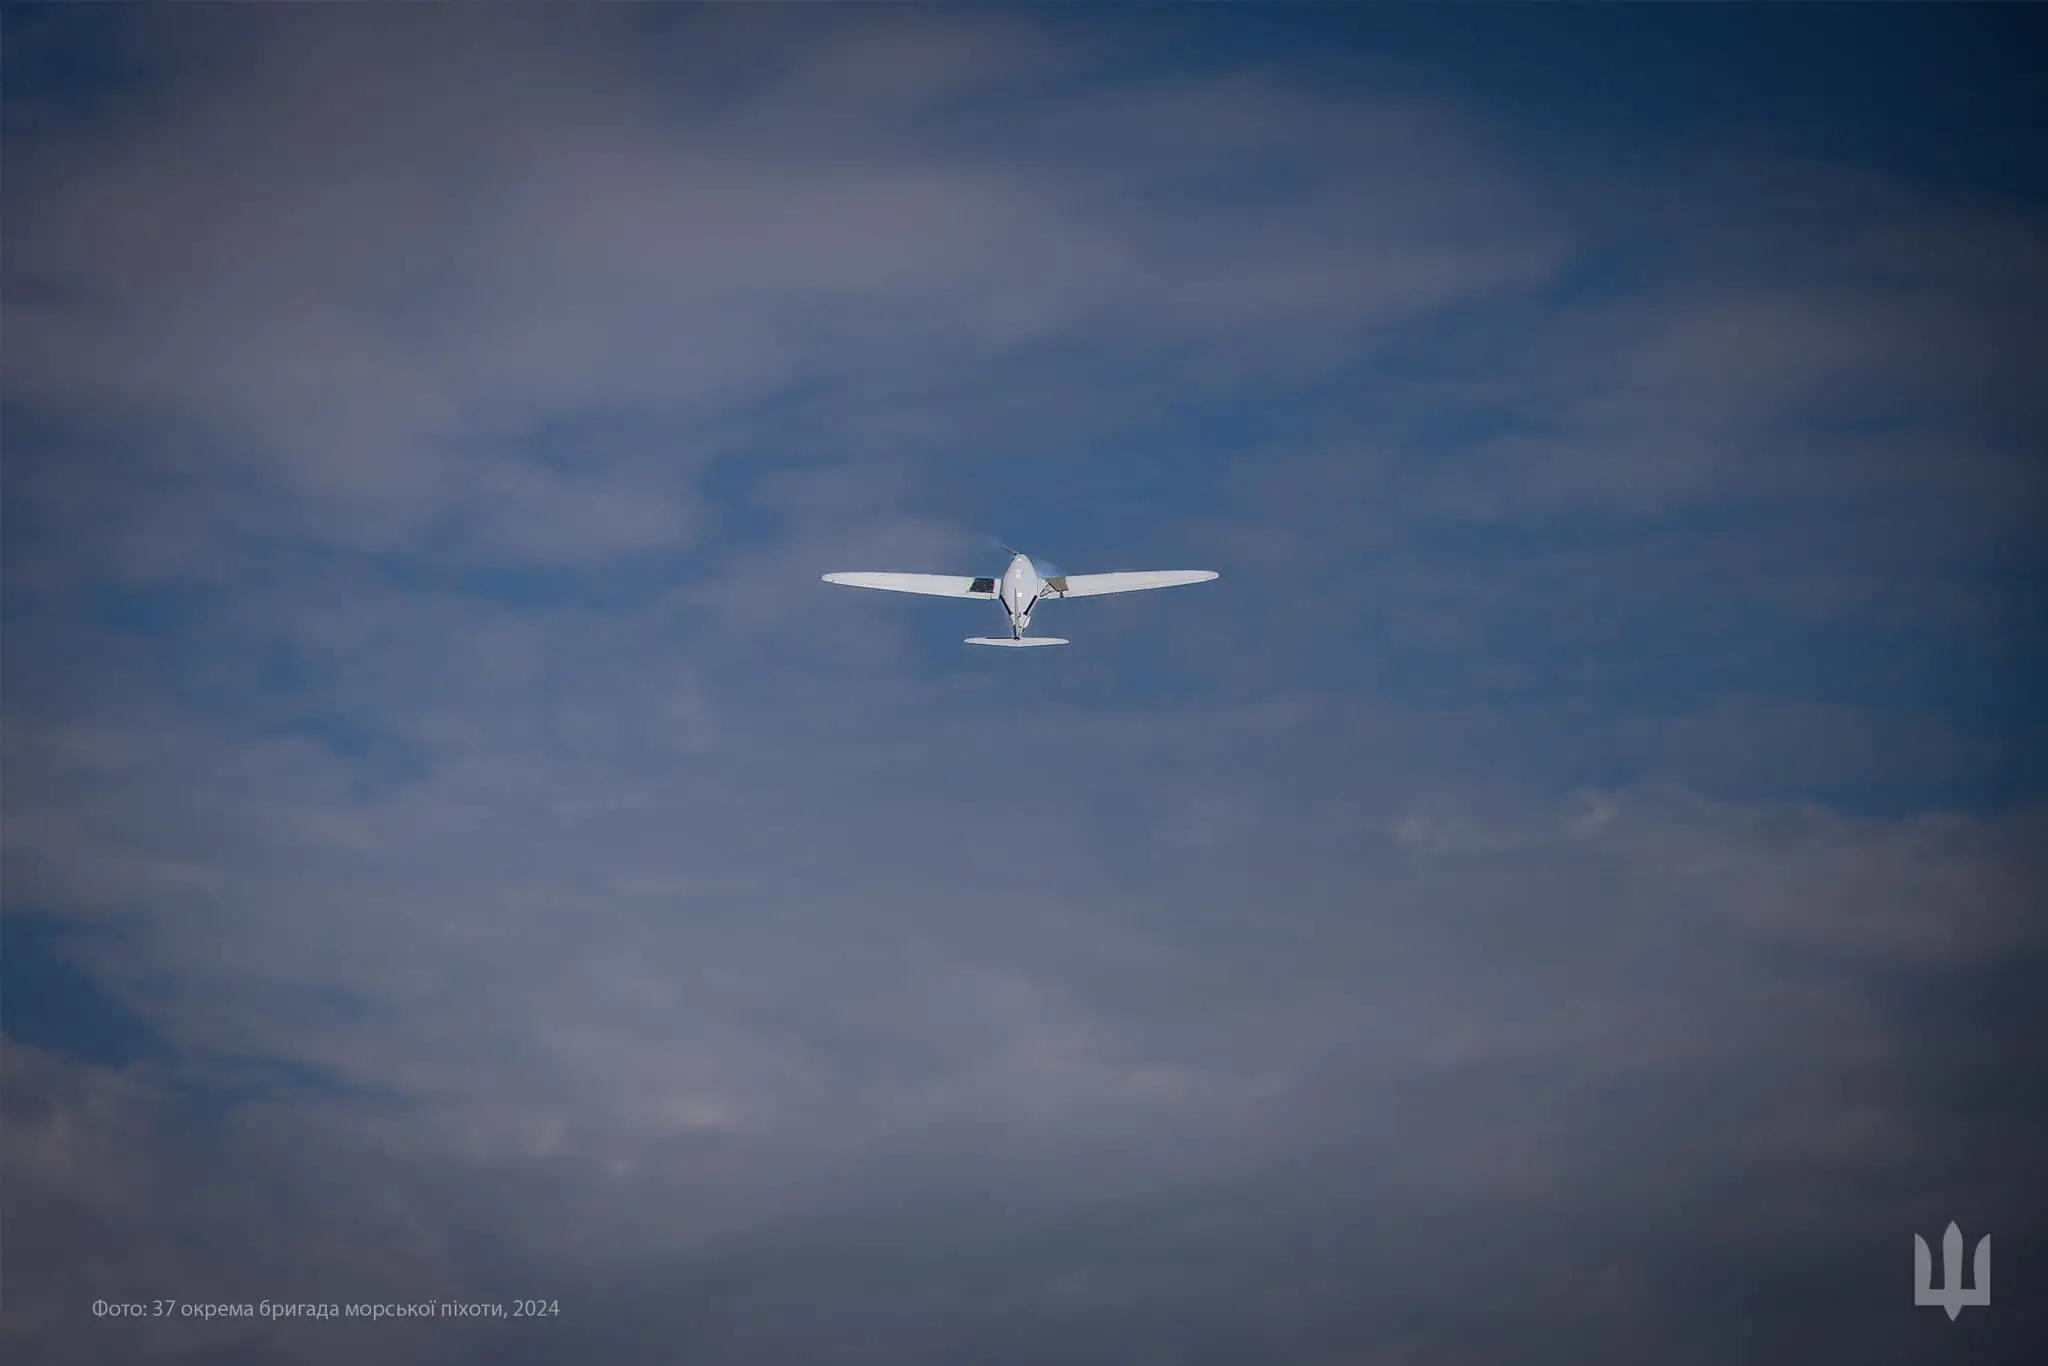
<box><xmin>5</xmin><ymin>7</ymin><xmax>2044</xmax><ymax>1366</ymax></box>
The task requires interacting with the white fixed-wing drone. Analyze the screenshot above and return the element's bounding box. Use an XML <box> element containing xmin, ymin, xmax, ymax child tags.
<box><xmin>823</xmin><ymin>548</ymin><xmax>1218</xmax><ymax>647</ymax></box>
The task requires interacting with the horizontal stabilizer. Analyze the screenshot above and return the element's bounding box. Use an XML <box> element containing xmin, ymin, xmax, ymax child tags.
<box><xmin>965</xmin><ymin>636</ymin><xmax>1069</xmax><ymax>648</ymax></box>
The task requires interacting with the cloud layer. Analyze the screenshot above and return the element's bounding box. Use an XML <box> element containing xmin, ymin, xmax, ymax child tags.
<box><xmin>5</xmin><ymin>7</ymin><xmax>2044</xmax><ymax>1364</ymax></box>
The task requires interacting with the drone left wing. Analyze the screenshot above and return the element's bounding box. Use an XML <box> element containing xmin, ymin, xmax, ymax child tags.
<box><xmin>1044</xmin><ymin>570</ymin><xmax>1218</xmax><ymax>598</ymax></box>
<box><xmin>822</xmin><ymin>572</ymin><xmax>998</xmax><ymax>598</ymax></box>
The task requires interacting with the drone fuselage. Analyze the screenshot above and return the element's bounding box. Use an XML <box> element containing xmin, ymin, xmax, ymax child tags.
<box><xmin>998</xmin><ymin>554</ymin><xmax>1042</xmax><ymax>638</ymax></box>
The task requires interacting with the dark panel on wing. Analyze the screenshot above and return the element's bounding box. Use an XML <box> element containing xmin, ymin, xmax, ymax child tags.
<box><xmin>969</xmin><ymin>577</ymin><xmax>996</xmax><ymax>595</ymax></box>
<box><xmin>1044</xmin><ymin>576</ymin><xmax>1068</xmax><ymax>595</ymax></box>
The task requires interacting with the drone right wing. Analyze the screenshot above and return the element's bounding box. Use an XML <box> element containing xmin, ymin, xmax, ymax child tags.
<box><xmin>1044</xmin><ymin>570</ymin><xmax>1218</xmax><ymax>598</ymax></box>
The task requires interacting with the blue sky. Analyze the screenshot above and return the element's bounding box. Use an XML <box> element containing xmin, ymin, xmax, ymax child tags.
<box><xmin>4</xmin><ymin>6</ymin><xmax>2044</xmax><ymax>1364</ymax></box>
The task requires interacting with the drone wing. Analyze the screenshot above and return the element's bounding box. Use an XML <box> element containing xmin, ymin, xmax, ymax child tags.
<box><xmin>822</xmin><ymin>572</ymin><xmax>998</xmax><ymax>598</ymax></box>
<box><xmin>1044</xmin><ymin>570</ymin><xmax>1218</xmax><ymax>598</ymax></box>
